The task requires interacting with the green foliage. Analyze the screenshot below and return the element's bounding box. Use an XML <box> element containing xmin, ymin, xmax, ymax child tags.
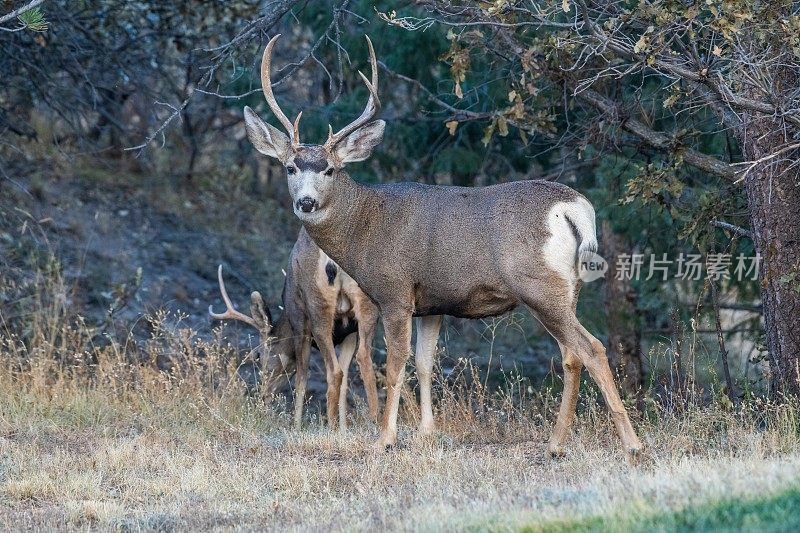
<box><xmin>18</xmin><ymin>7</ymin><xmax>48</xmax><ymax>32</ymax></box>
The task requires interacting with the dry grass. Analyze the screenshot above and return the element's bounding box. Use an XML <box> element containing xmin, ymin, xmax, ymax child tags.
<box><xmin>1</xmin><ymin>262</ymin><xmax>799</xmax><ymax>531</ymax></box>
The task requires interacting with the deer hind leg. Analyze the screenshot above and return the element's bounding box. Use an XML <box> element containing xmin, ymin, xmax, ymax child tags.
<box><xmin>376</xmin><ymin>307</ymin><xmax>413</xmax><ymax>449</ymax></box>
<box><xmin>524</xmin><ymin>286</ymin><xmax>642</xmax><ymax>459</ymax></box>
<box><xmin>548</xmin><ymin>282</ymin><xmax>583</xmax><ymax>456</ymax></box>
<box><xmin>354</xmin><ymin>303</ymin><xmax>380</xmax><ymax>423</ymax></box>
<box><xmin>337</xmin><ymin>332</ymin><xmax>358</xmax><ymax>431</ymax></box>
<box><xmin>415</xmin><ymin>315</ymin><xmax>443</xmax><ymax>436</ymax></box>
<box><xmin>548</xmin><ymin>342</ymin><xmax>582</xmax><ymax>456</ymax></box>
<box><xmin>579</xmin><ymin>329</ymin><xmax>643</xmax><ymax>458</ymax></box>
<box><xmin>557</xmin><ymin>319</ymin><xmax>641</xmax><ymax>458</ymax></box>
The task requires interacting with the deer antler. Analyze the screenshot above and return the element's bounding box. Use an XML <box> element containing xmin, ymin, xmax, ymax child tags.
<box><xmin>208</xmin><ymin>265</ymin><xmax>271</xmax><ymax>331</ymax></box>
<box><xmin>261</xmin><ymin>34</ymin><xmax>301</xmax><ymax>149</ymax></box>
<box><xmin>324</xmin><ymin>35</ymin><xmax>381</xmax><ymax>150</ymax></box>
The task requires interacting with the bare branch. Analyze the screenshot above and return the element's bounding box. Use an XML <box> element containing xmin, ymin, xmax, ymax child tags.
<box><xmin>123</xmin><ymin>98</ymin><xmax>190</xmax><ymax>153</ymax></box>
<box><xmin>709</xmin><ymin>220</ymin><xmax>753</xmax><ymax>239</ymax></box>
<box><xmin>380</xmin><ymin>64</ymin><xmax>494</xmax><ymax>122</ymax></box>
<box><xmin>732</xmin><ymin>142</ymin><xmax>800</xmax><ymax>184</ymax></box>
<box><xmin>576</xmin><ymin>88</ymin><xmax>737</xmax><ymax>179</ymax></box>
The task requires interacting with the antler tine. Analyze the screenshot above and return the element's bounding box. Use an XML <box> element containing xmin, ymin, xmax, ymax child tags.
<box><xmin>261</xmin><ymin>34</ymin><xmax>300</xmax><ymax>148</ymax></box>
<box><xmin>208</xmin><ymin>265</ymin><xmax>259</xmax><ymax>329</ymax></box>
<box><xmin>325</xmin><ymin>35</ymin><xmax>381</xmax><ymax>149</ymax></box>
<box><xmin>366</xmin><ymin>34</ymin><xmax>378</xmax><ymax>91</ymax></box>
<box><xmin>292</xmin><ymin>111</ymin><xmax>303</xmax><ymax>146</ymax></box>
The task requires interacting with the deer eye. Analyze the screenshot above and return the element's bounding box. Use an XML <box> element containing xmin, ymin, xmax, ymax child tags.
<box><xmin>286</xmin><ymin>165</ymin><xmax>296</xmax><ymax>175</ymax></box>
<box><xmin>324</xmin><ymin>167</ymin><xmax>334</xmax><ymax>176</ymax></box>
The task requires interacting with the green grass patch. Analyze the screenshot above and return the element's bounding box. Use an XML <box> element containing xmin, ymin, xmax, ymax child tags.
<box><xmin>492</xmin><ymin>486</ymin><xmax>800</xmax><ymax>532</ymax></box>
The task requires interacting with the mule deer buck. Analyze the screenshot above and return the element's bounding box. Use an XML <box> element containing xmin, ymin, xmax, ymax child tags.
<box><xmin>208</xmin><ymin>227</ymin><xmax>380</xmax><ymax>430</ymax></box>
<box><xmin>242</xmin><ymin>34</ymin><xmax>643</xmax><ymax>458</ymax></box>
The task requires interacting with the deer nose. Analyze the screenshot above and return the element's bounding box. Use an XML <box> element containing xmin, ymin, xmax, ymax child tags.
<box><xmin>297</xmin><ymin>197</ymin><xmax>318</xmax><ymax>213</ymax></box>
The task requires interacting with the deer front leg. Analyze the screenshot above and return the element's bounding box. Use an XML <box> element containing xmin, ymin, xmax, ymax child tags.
<box><xmin>292</xmin><ymin>334</ymin><xmax>312</xmax><ymax>429</ymax></box>
<box><xmin>312</xmin><ymin>323</ymin><xmax>344</xmax><ymax>429</ymax></box>
<box><xmin>355</xmin><ymin>306</ymin><xmax>380</xmax><ymax>423</ymax></box>
<box><xmin>415</xmin><ymin>315</ymin><xmax>442</xmax><ymax>436</ymax></box>
<box><xmin>376</xmin><ymin>308</ymin><xmax>413</xmax><ymax>449</ymax></box>
<box><xmin>337</xmin><ymin>332</ymin><xmax>358</xmax><ymax>431</ymax></box>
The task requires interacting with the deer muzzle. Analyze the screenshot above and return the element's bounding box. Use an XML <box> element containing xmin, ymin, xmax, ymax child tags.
<box><xmin>297</xmin><ymin>196</ymin><xmax>319</xmax><ymax>213</ymax></box>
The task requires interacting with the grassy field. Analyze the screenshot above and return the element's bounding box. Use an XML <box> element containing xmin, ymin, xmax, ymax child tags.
<box><xmin>0</xmin><ymin>314</ymin><xmax>798</xmax><ymax>531</ymax></box>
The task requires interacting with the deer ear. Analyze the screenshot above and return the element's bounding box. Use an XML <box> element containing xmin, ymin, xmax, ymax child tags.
<box><xmin>244</xmin><ymin>106</ymin><xmax>291</xmax><ymax>162</ymax></box>
<box><xmin>249</xmin><ymin>291</ymin><xmax>272</xmax><ymax>332</ymax></box>
<box><xmin>334</xmin><ymin>120</ymin><xmax>385</xmax><ymax>164</ymax></box>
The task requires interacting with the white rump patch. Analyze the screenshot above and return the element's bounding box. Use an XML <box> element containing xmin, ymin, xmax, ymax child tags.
<box><xmin>542</xmin><ymin>197</ymin><xmax>598</xmax><ymax>303</ymax></box>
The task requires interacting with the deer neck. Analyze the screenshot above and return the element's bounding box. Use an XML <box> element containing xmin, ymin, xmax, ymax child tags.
<box><xmin>270</xmin><ymin>311</ymin><xmax>295</xmax><ymax>352</ymax></box>
<box><xmin>268</xmin><ymin>311</ymin><xmax>297</xmax><ymax>368</ymax></box>
<box><xmin>271</xmin><ymin>311</ymin><xmax>294</xmax><ymax>343</ymax></box>
<box><xmin>299</xmin><ymin>173</ymin><xmax>375</xmax><ymax>266</ymax></box>
<box><xmin>258</xmin><ymin>310</ymin><xmax>296</xmax><ymax>393</ymax></box>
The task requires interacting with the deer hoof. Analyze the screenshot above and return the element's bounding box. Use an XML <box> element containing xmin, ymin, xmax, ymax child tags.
<box><xmin>371</xmin><ymin>441</ymin><xmax>394</xmax><ymax>453</ymax></box>
<box><xmin>626</xmin><ymin>445</ymin><xmax>644</xmax><ymax>465</ymax></box>
<box><xmin>373</xmin><ymin>432</ymin><xmax>397</xmax><ymax>451</ymax></box>
<box><xmin>547</xmin><ymin>445</ymin><xmax>567</xmax><ymax>459</ymax></box>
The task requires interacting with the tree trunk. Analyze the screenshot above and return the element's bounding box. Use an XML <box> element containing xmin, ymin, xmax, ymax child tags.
<box><xmin>601</xmin><ymin>220</ymin><xmax>644</xmax><ymax>398</ymax></box>
<box><xmin>738</xmin><ymin>76</ymin><xmax>800</xmax><ymax>395</ymax></box>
